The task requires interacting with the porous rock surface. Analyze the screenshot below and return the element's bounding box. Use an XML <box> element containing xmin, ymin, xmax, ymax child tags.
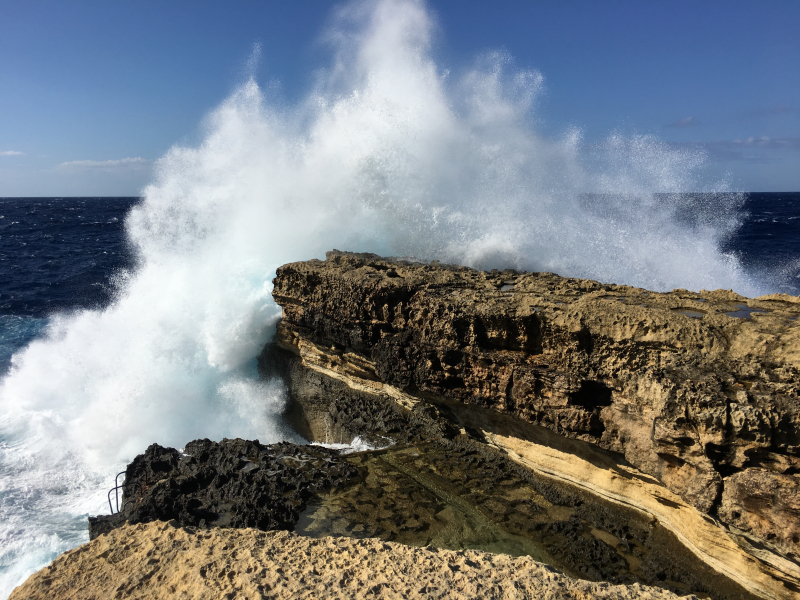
<box><xmin>89</xmin><ymin>438</ymin><xmax>357</xmax><ymax>540</ymax></box>
<box><xmin>269</xmin><ymin>251</ymin><xmax>800</xmax><ymax>560</ymax></box>
<box><xmin>11</xmin><ymin>520</ymin><xmax>690</xmax><ymax>600</ymax></box>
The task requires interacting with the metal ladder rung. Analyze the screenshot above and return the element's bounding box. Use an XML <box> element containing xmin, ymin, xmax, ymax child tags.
<box><xmin>107</xmin><ymin>471</ymin><xmax>126</xmax><ymax>514</ymax></box>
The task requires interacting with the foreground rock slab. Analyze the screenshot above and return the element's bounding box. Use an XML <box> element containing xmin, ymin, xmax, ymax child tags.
<box><xmin>11</xmin><ymin>521</ymin><xmax>691</xmax><ymax>600</ymax></box>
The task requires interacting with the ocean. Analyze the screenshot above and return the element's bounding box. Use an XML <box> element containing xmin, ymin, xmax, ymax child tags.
<box><xmin>3</xmin><ymin>193</ymin><xmax>797</xmax><ymax>377</ymax></box>
<box><xmin>0</xmin><ymin>192</ymin><xmax>797</xmax><ymax>595</ymax></box>
<box><xmin>1</xmin><ymin>2</ymin><xmax>799</xmax><ymax>595</ymax></box>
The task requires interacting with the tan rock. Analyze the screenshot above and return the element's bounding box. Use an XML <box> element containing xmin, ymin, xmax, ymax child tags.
<box><xmin>719</xmin><ymin>469</ymin><xmax>800</xmax><ymax>562</ymax></box>
<box><xmin>270</xmin><ymin>330</ymin><xmax>799</xmax><ymax>598</ymax></box>
<box><xmin>270</xmin><ymin>252</ymin><xmax>800</xmax><ymax>523</ymax></box>
<box><xmin>757</xmin><ymin>294</ymin><xmax>800</xmax><ymax>304</ymax></box>
<box><xmin>11</xmin><ymin>521</ymin><xmax>689</xmax><ymax>600</ymax></box>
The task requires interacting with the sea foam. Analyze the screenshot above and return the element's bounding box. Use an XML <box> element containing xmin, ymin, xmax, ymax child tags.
<box><xmin>0</xmin><ymin>0</ymin><xmax>763</xmax><ymax>596</ymax></box>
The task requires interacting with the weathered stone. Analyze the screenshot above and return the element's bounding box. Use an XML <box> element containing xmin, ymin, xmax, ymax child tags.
<box><xmin>719</xmin><ymin>469</ymin><xmax>800</xmax><ymax>562</ymax></box>
<box><xmin>12</xmin><ymin>521</ymin><xmax>696</xmax><ymax>600</ymax></box>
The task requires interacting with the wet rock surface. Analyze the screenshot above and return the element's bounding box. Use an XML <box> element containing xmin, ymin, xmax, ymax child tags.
<box><xmin>269</xmin><ymin>250</ymin><xmax>800</xmax><ymax>558</ymax></box>
<box><xmin>89</xmin><ymin>438</ymin><xmax>358</xmax><ymax>540</ymax></box>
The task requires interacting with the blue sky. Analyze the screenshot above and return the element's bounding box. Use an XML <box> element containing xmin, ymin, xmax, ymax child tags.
<box><xmin>1</xmin><ymin>0</ymin><xmax>798</xmax><ymax>196</ymax></box>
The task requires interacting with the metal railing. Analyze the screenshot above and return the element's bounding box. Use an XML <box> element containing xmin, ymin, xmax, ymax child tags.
<box><xmin>107</xmin><ymin>471</ymin><xmax>126</xmax><ymax>514</ymax></box>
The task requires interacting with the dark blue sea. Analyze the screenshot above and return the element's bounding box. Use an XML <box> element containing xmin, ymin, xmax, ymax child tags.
<box><xmin>0</xmin><ymin>197</ymin><xmax>138</xmax><ymax>374</ymax></box>
<box><xmin>1</xmin><ymin>193</ymin><xmax>798</xmax><ymax>375</ymax></box>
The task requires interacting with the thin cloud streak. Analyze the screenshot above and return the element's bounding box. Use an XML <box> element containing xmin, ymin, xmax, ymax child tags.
<box><xmin>0</xmin><ymin>150</ymin><xmax>24</xmax><ymax>156</ymax></box>
<box><xmin>712</xmin><ymin>136</ymin><xmax>800</xmax><ymax>150</ymax></box>
<box><xmin>668</xmin><ymin>136</ymin><xmax>800</xmax><ymax>164</ymax></box>
<box><xmin>665</xmin><ymin>116</ymin><xmax>699</xmax><ymax>128</ymax></box>
<box><xmin>59</xmin><ymin>157</ymin><xmax>151</xmax><ymax>170</ymax></box>
<box><xmin>744</xmin><ymin>105</ymin><xmax>794</xmax><ymax>117</ymax></box>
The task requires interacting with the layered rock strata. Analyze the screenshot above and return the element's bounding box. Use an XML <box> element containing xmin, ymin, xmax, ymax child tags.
<box><xmin>265</xmin><ymin>250</ymin><xmax>800</xmax><ymax>600</ymax></box>
<box><xmin>294</xmin><ymin>441</ymin><xmax>758</xmax><ymax>598</ymax></box>
<box><xmin>89</xmin><ymin>438</ymin><xmax>357</xmax><ymax>540</ymax></box>
<box><xmin>12</xmin><ymin>520</ymin><xmax>694</xmax><ymax>600</ymax></box>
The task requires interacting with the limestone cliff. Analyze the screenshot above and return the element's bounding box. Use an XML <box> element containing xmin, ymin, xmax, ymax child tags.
<box><xmin>265</xmin><ymin>250</ymin><xmax>800</xmax><ymax>599</ymax></box>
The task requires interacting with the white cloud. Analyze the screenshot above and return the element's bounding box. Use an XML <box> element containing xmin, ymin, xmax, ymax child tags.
<box><xmin>665</xmin><ymin>116</ymin><xmax>699</xmax><ymax>128</ymax></box>
<box><xmin>0</xmin><ymin>150</ymin><xmax>24</xmax><ymax>156</ymax></box>
<box><xmin>722</xmin><ymin>136</ymin><xmax>800</xmax><ymax>150</ymax></box>
<box><xmin>668</xmin><ymin>136</ymin><xmax>800</xmax><ymax>165</ymax></box>
<box><xmin>59</xmin><ymin>157</ymin><xmax>151</xmax><ymax>170</ymax></box>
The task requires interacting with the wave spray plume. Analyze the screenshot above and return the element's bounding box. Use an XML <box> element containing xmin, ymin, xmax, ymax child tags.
<box><xmin>0</xmin><ymin>0</ymin><xmax>763</xmax><ymax>596</ymax></box>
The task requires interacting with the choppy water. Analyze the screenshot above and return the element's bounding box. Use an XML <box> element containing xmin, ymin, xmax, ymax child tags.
<box><xmin>0</xmin><ymin>0</ymin><xmax>798</xmax><ymax>596</ymax></box>
<box><xmin>721</xmin><ymin>192</ymin><xmax>800</xmax><ymax>293</ymax></box>
<box><xmin>0</xmin><ymin>197</ymin><xmax>138</xmax><ymax>375</ymax></box>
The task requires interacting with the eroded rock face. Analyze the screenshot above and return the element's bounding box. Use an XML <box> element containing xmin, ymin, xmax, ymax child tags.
<box><xmin>269</xmin><ymin>251</ymin><xmax>800</xmax><ymax>558</ymax></box>
<box><xmin>87</xmin><ymin>415</ymin><xmax>752</xmax><ymax>596</ymax></box>
<box><xmin>88</xmin><ymin>438</ymin><xmax>357</xmax><ymax>540</ymax></box>
<box><xmin>719</xmin><ymin>469</ymin><xmax>800</xmax><ymax>551</ymax></box>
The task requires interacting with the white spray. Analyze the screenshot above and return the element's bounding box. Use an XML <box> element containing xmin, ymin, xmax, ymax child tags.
<box><xmin>0</xmin><ymin>0</ymin><xmax>760</xmax><ymax>596</ymax></box>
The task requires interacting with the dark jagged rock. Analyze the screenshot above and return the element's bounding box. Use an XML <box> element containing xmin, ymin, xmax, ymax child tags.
<box><xmin>87</xmin><ymin>512</ymin><xmax>125</xmax><ymax>541</ymax></box>
<box><xmin>89</xmin><ymin>438</ymin><xmax>358</xmax><ymax>540</ymax></box>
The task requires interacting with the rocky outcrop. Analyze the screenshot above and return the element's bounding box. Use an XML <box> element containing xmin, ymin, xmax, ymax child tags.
<box><xmin>89</xmin><ymin>438</ymin><xmax>357</xmax><ymax>540</ymax></box>
<box><xmin>11</xmin><ymin>520</ymin><xmax>695</xmax><ymax>600</ymax></box>
<box><xmin>265</xmin><ymin>250</ymin><xmax>800</xmax><ymax>599</ymax></box>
